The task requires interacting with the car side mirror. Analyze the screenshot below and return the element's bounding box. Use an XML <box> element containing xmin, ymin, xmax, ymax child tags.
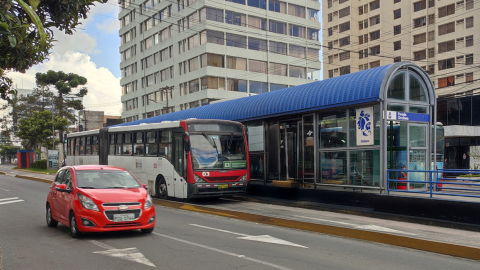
<box><xmin>142</xmin><ymin>184</ymin><xmax>148</xmax><ymax>191</ymax></box>
<box><xmin>56</xmin><ymin>184</ymin><xmax>71</xmax><ymax>193</ymax></box>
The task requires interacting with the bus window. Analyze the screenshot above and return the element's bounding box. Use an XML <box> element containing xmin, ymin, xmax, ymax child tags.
<box><xmin>67</xmin><ymin>139</ymin><xmax>72</xmax><ymax>156</ymax></box>
<box><xmin>86</xmin><ymin>136</ymin><xmax>92</xmax><ymax>155</ymax></box>
<box><xmin>109</xmin><ymin>134</ymin><xmax>115</xmax><ymax>155</ymax></box>
<box><xmin>75</xmin><ymin>138</ymin><xmax>80</xmax><ymax>156</ymax></box>
<box><xmin>115</xmin><ymin>133</ymin><xmax>122</xmax><ymax>156</ymax></box>
<box><xmin>92</xmin><ymin>136</ymin><xmax>99</xmax><ymax>155</ymax></box>
<box><xmin>79</xmin><ymin>137</ymin><xmax>85</xmax><ymax>156</ymax></box>
<box><xmin>123</xmin><ymin>133</ymin><xmax>132</xmax><ymax>155</ymax></box>
<box><xmin>146</xmin><ymin>131</ymin><xmax>158</xmax><ymax>156</ymax></box>
<box><xmin>160</xmin><ymin>130</ymin><xmax>171</xmax><ymax>143</ymax></box>
<box><xmin>134</xmin><ymin>132</ymin><xmax>144</xmax><ymax>155</ymax></box>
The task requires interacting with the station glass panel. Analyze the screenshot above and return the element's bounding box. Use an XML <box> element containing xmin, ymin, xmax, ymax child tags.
<box><xmin>319</xmin><ymin>151</ymin><xmax>347</xmax><ymax>183</ymax></box>
<box><xmin>409</xmin><ymin>73</ymin><xmax>427</xmax><ymax>102</ymax></box>
<box><xmin>387</xmin><ymin>71</ymin><xmax>405</xmax><ymax>100</ymax></box>
<box><xmin>319</xmin><ymin>110</ymin><xmax>347</xmax><ymax>148</ymax></box>
<box><xmin>350</xmin><ymin>150</ymin><xmax>380</xmax><ymax>186</ymax></box>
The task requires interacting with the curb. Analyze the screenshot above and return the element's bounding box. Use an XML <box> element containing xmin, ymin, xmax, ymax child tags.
<box><xmin>0</xmin><ymin>172</ymin><xmax>6</xmax><ymax>175</ymax></box>
<box><xmin>14</xmin><ymin>174</ymin><xmax>53</xmax><ymax>184</ymax></box>
<box><xmin>14</xmin><ymin>169</ymin><xmax>53</xmax><ymax>175</ymax></box>
<box><xmin>153</xmin><ymin>199</ymin><xmax>480</xmax><ymax>261</ymax></box>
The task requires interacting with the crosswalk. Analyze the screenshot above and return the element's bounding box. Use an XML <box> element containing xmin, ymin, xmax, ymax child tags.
<box><xmin>0</xmin><ymin>197</ymin><xmax>24</xmax><ymax>205</ymax></box>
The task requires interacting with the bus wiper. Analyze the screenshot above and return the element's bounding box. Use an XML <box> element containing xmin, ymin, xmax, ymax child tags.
<box><xmin>202</xmin><ymin>132</ymin><xmax>220</xmax><ymax>158</ymax></box>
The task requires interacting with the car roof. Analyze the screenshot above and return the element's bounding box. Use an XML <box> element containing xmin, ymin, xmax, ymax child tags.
<box><xmin>70</xmin><ymin>165</ymin><xmax>127</xmax><ymax>171</ymax></box>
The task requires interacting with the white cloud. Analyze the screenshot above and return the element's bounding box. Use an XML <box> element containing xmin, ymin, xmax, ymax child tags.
<box><xmin>51</xmin><ymin>29</ymin><xmax>97</xmax><ymax>55</ymax></box>
<box><xmin>96</xmin><ymin>18</ymin><xmax>120</xmax><ymax>34</ymax></box>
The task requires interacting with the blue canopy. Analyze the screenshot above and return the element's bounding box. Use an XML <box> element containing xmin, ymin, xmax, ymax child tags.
<box><xmin>113</xmin><ymin>64</ymin><xmax>394</xmax><ymax>127</ymax></box>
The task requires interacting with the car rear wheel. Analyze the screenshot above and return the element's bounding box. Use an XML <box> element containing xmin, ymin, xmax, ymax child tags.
<box><xmin>156</xmin><ymin>176</ymin><xmax>168</xmax><ymax>199</ymax></box>
<box><xmin>70</xmin><ymin>212</ymin><xmax>82</xmax><ymax>238</ymax></box>
<box><xmin>46</xmin><ymin>204</ymin><xmax>58</xmax><ymax>227</ymax></box>
<box><xmin>141</xmin><ymin>227</ymin><xmax>154</xmax><ymax>233</ymax></box>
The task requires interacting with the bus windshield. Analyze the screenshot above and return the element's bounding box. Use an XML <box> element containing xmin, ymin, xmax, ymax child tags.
<box><xmin>190</xmin><ymin>133</ymin><xmax>246</xmax><ymax>169</ymax></box>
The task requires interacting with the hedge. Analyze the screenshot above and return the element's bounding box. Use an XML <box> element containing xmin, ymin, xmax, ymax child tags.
<box><xmin>31</xmin><ymin>160</ymin><xmax>47</xmax><ymax>170</ymax></box>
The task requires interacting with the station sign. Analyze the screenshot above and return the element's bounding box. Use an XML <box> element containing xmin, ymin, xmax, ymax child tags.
<box><xmin>356</xmin><ymin>107</ymin><xmax>374</xmax><ymax>146</ymax></box>
<box><xmin>387</xmin><ymin>111</ymin><xmax>430</xmax><ymax>122</ymax></box>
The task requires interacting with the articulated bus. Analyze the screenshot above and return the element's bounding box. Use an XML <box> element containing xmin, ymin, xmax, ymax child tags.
<box><xmin>66</xmin><ymin>119</ymin><xmax>250</xmax><ymax>199</ymax></box>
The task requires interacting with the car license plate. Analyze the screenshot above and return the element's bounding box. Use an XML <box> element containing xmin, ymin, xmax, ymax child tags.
<box><xmin>218</xmin><ymin>184</ymin><xmax>228</xmax><ymax>189</ymax></box>
<box><xmin>113</xmin><ymin>213</ymin><xmax>135</xmax><ymax>222</ymax></box>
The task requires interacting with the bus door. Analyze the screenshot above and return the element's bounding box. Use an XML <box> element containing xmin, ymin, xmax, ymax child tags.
<box><xmin>407</xmin><ymin>123</ymin><xmax>428</xmax><ymax>190</ymax></box>
<box><xmin>173</xmin><ymin>133</ymin><xmax>186</xmax><ymax>198</ymax></box>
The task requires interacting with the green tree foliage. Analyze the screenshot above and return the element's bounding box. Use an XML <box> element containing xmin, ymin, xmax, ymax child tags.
<box><xmin>0</xmin><ymin>0</ymin><xmax>107</xmax><ymax>103</ymax></box>
<box><xmin>36</xmin><ymin>70</ymin><xmax>87</xmax><ymax>123</ymax></box>
<box><xmin>16</xmin><ymin>110</ymin><xmax>69</xmax><ymax>152</ymax></box>
<box><xmin>0</xmin><ymin>144</ymin><xmax>21</xmax><ymax>159</ymax></box>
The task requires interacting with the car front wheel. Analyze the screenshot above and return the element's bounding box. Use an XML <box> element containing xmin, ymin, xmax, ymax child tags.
<box><xmin>70</xmin><ymin>212</ymin><xmax>82</xmax><ymax>238</ymax></box>
<box><xmin>46</xmin><ymin>204</ymin><xmax>58</xmax><ymax>227</ymax></box>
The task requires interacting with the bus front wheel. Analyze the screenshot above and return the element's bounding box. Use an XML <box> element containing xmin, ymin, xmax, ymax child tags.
<box><xmin>156</xmin><ymin>176</ymin><xmax>168</xmax><ymax>199</ymax></box>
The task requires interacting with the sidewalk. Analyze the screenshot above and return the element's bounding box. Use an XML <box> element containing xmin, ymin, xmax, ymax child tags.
<box><xmin>1</xmin><ymin>164</ymin><xmax>480</xmax><ymax>260</ymax></box>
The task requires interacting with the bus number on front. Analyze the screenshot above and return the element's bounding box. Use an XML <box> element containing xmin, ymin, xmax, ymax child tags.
<box><xmin>202</xmin><ymin>172</ymin><xmax>210</xmax><ymax>177</ymax></box>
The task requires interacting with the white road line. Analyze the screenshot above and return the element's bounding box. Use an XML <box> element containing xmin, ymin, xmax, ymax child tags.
<box><xmin>190</xmin><ymin>224</ymin><xmax>249</xmax><ymax>237</ymax></box>
<box><xmin>0</xmin><ymin>200</ymin><xmax>24</xmax><ymax>205</ymax></box>
<box><xmin>0</xmin><ymin>197</ymin><xmax>18</xmax><ymax>202</ymax></box>
<box><xmin>0</xmin><ymin>188</ymin><xmax>9</xmax><ymax>191</ymax></box>
<box><xmin>294</xmin><ymin>215</ymin><xmax>357</xmax><ymax>226</ymax></box>
<box><xmin>89</xmin><ymin>240</ymin><xmax>115</xmax><ymax>250</ymax></box>
<box><xmin>153</xmin><ymin>232</ymin><xmax>293</xmax><ymax>270</ymax></box>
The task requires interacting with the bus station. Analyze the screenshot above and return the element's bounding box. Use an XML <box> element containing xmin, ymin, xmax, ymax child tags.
<box><xmin>116</xmin><ymin>62</ymin><xmax>439</xmax><ymax>194</ymax></box>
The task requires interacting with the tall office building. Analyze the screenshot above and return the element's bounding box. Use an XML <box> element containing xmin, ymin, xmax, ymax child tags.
<box><xmin>323</xmin><ymin>0</ymin><xmax>479</xmax><ymax>169</ymax></box>
<box><xmin>323</xmin><ymin>0</ymin><xmax>477</xmax><ymax>97</ymax></box>
<box><xmin>119</xmin><ymin>0</ymin><xmax>322</xmax><ymax>122</ymax></box>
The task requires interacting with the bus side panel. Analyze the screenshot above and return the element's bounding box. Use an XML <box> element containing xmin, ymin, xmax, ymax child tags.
<box><xmin>74</xmin><ymin>156</ymin><xmax>99</xmax><ymax>166</ymax></box>
<box><xmin>99</xmin><ymin>129</ymin><xmax>109</xmax><ymax>165</ymax></box>
<box><xmin>66</xmin><ymin>156</ymin><xmax>75</xmax><ymax>166</ymax></box>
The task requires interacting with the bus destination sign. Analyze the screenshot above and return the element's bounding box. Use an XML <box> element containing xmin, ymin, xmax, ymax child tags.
<box><xmin>223</xmin><ymin>160</ymin><xmax>247</xmax><ymax>169</ymax></box>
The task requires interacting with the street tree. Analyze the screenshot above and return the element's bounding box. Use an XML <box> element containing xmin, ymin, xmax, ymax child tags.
<box><xmin>16</xmin><ymin>110</ymin><xmax>69</xmax><ymax>158</ymax></box>
<box><xmin>0</xmin><ymin>0</ymin><xmax>107</xmax><ymax>103</ymax></box>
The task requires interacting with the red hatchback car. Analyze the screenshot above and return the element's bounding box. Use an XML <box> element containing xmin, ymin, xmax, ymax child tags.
<box><xmin>46</xmin><ymin>165</ymin><xmax>155</xmax><ymax>238</ymax></box>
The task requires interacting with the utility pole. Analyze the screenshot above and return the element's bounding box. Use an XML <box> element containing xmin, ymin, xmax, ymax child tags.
<box><xmin>51</xmin><ymin>98</ymin><xmax>54</xmax><ymax>150</ymax></box>
<box><xmin>83</xmin><ymin>106</ymin><xmax>87</xmax><ymax>131</ymax></box>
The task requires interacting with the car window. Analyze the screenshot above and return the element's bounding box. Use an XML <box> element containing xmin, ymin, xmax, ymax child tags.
<box><xmin>55</xmin><ymin>170</ymin><xmax>66</xmax><ymax>183</ymax></box>
<box><xmin>64</xmin><ymin>170</ymin><xmax>72</xmax><ymax>189</ymax></box>
<box><xmin>76</xmin><ymin>170</ymin><xmax>141</xmax><ymax>189</ymax></box>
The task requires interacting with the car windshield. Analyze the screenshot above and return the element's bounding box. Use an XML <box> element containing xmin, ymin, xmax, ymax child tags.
<box><xmin>75</xmin><ymin>170</ymin><xmax>141</xmax><ymax>189</ymax></box>
<box><xmin>190</xmin><ymin>133</ymin><xmax>246</xmax><ymax>169</ymax></box>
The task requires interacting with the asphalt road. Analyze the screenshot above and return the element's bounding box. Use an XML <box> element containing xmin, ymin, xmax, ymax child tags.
<box><xmin>0</xmin><ymin>174</ymin><xmax>479</xmax><ymax>270</ymax></box>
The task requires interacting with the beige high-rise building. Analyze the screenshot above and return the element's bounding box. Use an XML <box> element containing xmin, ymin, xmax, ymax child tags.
<box><xmin>323</xmin><ymin>0</ymin><xmax>477</xmax><ymax>97</ymax></box>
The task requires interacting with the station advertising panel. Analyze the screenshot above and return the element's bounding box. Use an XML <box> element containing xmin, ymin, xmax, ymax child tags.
<box><xmin>356</xmin><ymin>107</ymin><xmax>374</xmax><ymax>146</ymax></box>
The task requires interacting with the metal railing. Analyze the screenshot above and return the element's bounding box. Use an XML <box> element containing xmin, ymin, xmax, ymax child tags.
<box><xmin>387</xmin><ymin>169</ymin><xmax>480</xmax><ymax>199</ymax></box>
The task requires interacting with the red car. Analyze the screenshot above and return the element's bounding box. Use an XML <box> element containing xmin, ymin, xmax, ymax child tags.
<box><xmin>46</xmin><ymin>165</ymin><xmax>155</xmax><ymax>238</ymax></box>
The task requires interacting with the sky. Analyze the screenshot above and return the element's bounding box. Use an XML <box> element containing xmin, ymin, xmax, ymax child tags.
<box><xmin>7</xmin><ymin>2</ymin><xmax>123</xmax><ymax>116</ymax></box>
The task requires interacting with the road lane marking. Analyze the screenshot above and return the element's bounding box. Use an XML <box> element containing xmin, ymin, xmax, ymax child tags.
<box><xmin>153</xmin><ymin>232</ymin><xmax>293</xmax><ymax>270</ymax></box>
<box><xmin>0</xmin><ymin>197</ymin><xmax>18</xmax><ymax>201</ymax></box>
<box><xmin>190</xmin><ymin>224</ymin><xmax>308</xmax><ymax>248</ymax></box>
<box><xmin>0</xmin><ymin>188</ymin><xmax>9</xmax><ymax>191</ymax></box>
<box><xmin>294</xmin><ymin>215</ymin><xmax>417</xmax><ymax>236</ymax></box>
<box><xmin>0</xmin><ymin>200</ymin><xmax>24</xmax><ymax>205</ymax></box>
<box><xmin>89</xmin><ymin>240</ymin><xmax>155</xmax><ymax>267</ymax></box>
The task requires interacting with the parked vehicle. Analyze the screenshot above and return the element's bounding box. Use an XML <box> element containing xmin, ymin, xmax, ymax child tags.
<box><xmin>46</xmin><ymin>165</ymin><xmax>155</xmax><ymax>238</ymax></box>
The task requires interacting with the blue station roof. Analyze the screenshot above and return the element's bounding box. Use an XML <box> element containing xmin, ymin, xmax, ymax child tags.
<box><xmin>113</xmin><ymin>63</ymin><xmax>395</xmax><ymax>127</ymax></box>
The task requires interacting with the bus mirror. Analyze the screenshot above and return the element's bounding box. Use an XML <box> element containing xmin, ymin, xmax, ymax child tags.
<box><xmin>184</xmin><ymin>137</ymin><xmax>190</xmax><ymax>152</ymax></box>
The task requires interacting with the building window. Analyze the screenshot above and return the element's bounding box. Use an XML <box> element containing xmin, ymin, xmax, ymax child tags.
<box><xmin>339</xmin><ymin>51</ymin><xmax>350</xmax><ymax>61</ymax></box>
<box><xmin>466</xmin><ymin>35</ymin><xmax>473</xmax><ymax>47</ymax></box>
<box><xmin>466</xmin><ymin>54</ymin><xmax>473</xmax><ymax>65</ymax></box>
<box><xmin>339</xmin><ymin>7</ymin><xmax>350</xmax><ymax>18</ymax></box>
<box><xmin>307</xmin><ymin>28</ymin><xmax>319</xmax><ymax>41</ymax></box>
<box><xmin>394</xmin><ymin>41</ymin><xmax>401</xmax><ymax>51</ymax></box>
<box><xmin>438</xmin><ymin>76</ymin><xmax>454</xmax><ymax>88</ymax></box>
<box><xmin>466</xmin><ymin>17</ymin><xmax>473</xmax><ymax>28</ymax></box>
<box><xmin>200</xmin><ymin>30</ymin><xmax>224</xmax><ymax>45</ymax></box>
<box><xmin>269</xmin><ymin>62</ymin><xmax>287</xmax><ymax>76</ymax></box>
<box><xmin>339</xmin><ymin>66</ymin><xmax>350</xmax><ymax>75</ymax></box>
<box><xmin>226</xmin><ymin>34</ymin><xmax>246</xmax><ymax>48</ymax></box>
<box><xmin>227</xmin><ymin>56</ymin><xmax>247</xmax><ymax>71</ymax></box>
<box><xmin>428</xmin><ymin>0</ymin><xmax>434</xmax><ymax>7</ymax></box>
<box><xmin>370</xmin><ymin>45</ymin><xmax>380</xmax><ymax>56</ymax></box>
<box><xmin>414</xmin><ymin>50</ymin><xmax>426</xmax><ymax>60</ymax></box>
<box><xmin>189</xmin><ymin>79</ymin><xmax>199</xmax><ymax>93</ymax></box>
<box><xmin>438</xmin><ymin>58</ymin><xmax>455</xmax><ymax>70</ymax></box>
<box><xmin>394</xmin><ymin>57</ymin><xmax>401</xmax><ymax>63</ymax></box>
<box><xmin>339</xmin><ymin>22</ymin><xmax>350</xmax><ymax>33</ymax></box>
<box><xmin>289</xmin><ymin>24</ymin><xmax>305</xmax><ymax>38</ymax></box>
<box><xmin>438</xmin><ymin>22</ymin><xmax>455</xmax><ymax>36</ymax></box>
<box><xmin>394</xmin><ymin>9</ymin><xmax>401</xmax><ymax>19</ymax></box>
<box><xmin>370</xmin><ymin>61</ymin><xmax>380</xmax><ymax>68</ymax></box>
<box><xmin>394</xmin><ymin>0</ymin><xmax>401</xmax><ymax>3</ymax></box>
<box><xmin>394</xmin><ymin>25</ymin><xmax>401</xmax><ymax>35</ymax></box>
<box><xmin>428</xmin><ymin>31</ymin><xmax>435</xmax><ymax>41</ymax></box>
<box><xmin>248</xmin><ymin>0</ymin><xmax>267</xmax><ymax>9</ymax></box>
<box><xmin>227</xmin><ymin>79</ymin><xmax>247</xmax><ymax>92</ymax></box>
<box><xmin>288</xmin><ymin>4</ymin><xmax>305</xmax><ymax>18</ymax></box>
<box><xmin>307</xmin><ymin>48</ymin><xmax>319</xmax><ymax>61</ymax></box>
<box><xmin>413</xmin><ymin>33</ymin><xmax>426</xmax><ymax>45</ymax></box>
<box><xmin>370</xmin><ymin>30</ymin><xmax>380</xmax><ymax>41</ymax></box>
<box><xmin>438</xmin><ymin>4</ymin><xmax>455</xmax><ymax>18</ymax></box>
<box><xmin>269</xmin><ymin>41</ymin><xmax>287</xmax><ymax>55</ymax></box>
<box><xmin>225</xmin><ymin>11</ymin><xmax>246</xmax><ymax>26</ymax></box>
<box><xmin>188</xmin><ymin>57</ymin><xmax>199</xmax><ymax>72</ymax></box>
<box><xmin>188</xmin><ymin>35</ymin><xmax>198</xmax><ymax>50</ymax></box>
<box><xmin>370</xmin><ymin>15</ymin><xmax>380</xmax><ymax>26</ymax></box>
<box><xmin>226</xmin><ymin>0</ymin><xmax>245</xmax><ymax>5</ymax></box>
<box><xmin>289</xmin><ymin>66</ymin><xmax>306</xmax><ymax>78</ymax></box>
<box><xmin>328</xmin><ymin>70</ymin><xmax>334</xmax><ymax>78</ymax></box>
<box><xmin>308</xmin><ymin>8</ymin><xmax>319</xmax><ymax>21</ymax></box>
<box><xmin>203</xmin><ymin>7</ymin><xmax>224</xmax><ymax>22</ymax></box>
<box><xmin>269</xmin><ymin>20</ymin><xmax>287</xmax><ymax>35</ymax></box>
<box><xmin>413</xmin><ymin>0</ymin><xmax>426</xmax><ymax>12</ymax></box>
<box><xmin>248</xmin><ymin>38</ymin><xmax>267</xmax><ymax>51</ymax></box>
<box><xmin>269</xmin><ymin>0</ymin><xmax>286</xmax><ymax>13</ymax></box>
<box><xmin>466</xmin><ymin>0</ymin><xmax>473</xmax><ymax>9</ymax></box>
<box><xmin>248</xmin><ymin>16</ymin><xmax>267</xmax><ymax>30</ymax></box>
<box><xmin>466</xmin><ymin>73</ymin><xmax>473</xmax><ymax>83</ymax></box>
<box><xmin>289</xmin><ymin>45</ymin><xmax>306</xmax><ymax>58</ymax></box>
<box><xmin>438</xmin><ymin>40</ymin><xmax>455</xmax><ymax>53</ymax></box>
<box><xmin>200</xmin><ymin>77</ymin><xmax>225</xmax><ymax>90</ymax></box>
<box><xmin>200</xmin><ymin>54</ymin><xmax>224</xmax><ymax>68</ymax></box>
<box><xmin>370</xmin><ymin>1</ymin><xmax>380</xmax><ymax>11</ymax></box>
<box><xmin>339</xmin><ymin>37</ymin><xmax>350</xmax><ymax>47</ymax></box>
<box><xmin>249</xmin><ymin>59</ymin><xmax>267</xmax><ymax>73</ymax></box>
<box><xmin>328</xmin><ymin>13</ymin><xmax>332</xmax><ymax>22</ymax></box>
<box><xmin>427</xmin><ymin>65</ymin><xmax>434</xmax><ymax>75</ymax></box>
<box><xmin>270</xmin><ymin>83</ymin><xmax>287</xmax><ymax>91</ymax></box>
<box><xmin>414</xmin><ymin>17</ymin><xmax>426</xmax><ymax>28</ymax></box>
<box><xmin>428</xmin><ymin>48</ymin><xmax>435</xmax><ymax>58</ymax></box>
<box><xmin>249</xmin><ymin>81</ymin><xmax>268</xmax><ymax>94</ymax></box>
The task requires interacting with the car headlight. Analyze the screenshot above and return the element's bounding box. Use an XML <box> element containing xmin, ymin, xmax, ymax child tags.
<box><xmin>194</xmin><ymin>175</ymin><xmax>206</xmax><ymax>183</ymax></box>
<box><xmin>78</xmin><ymin>194</ymin><xmax>99</xmax><ymax>211</ymax></box>
<box><xmin>144</xmin><ymin>195</ymin><xmax>153</xmax><ymax>209</ymax></box>
<box><xmin>240</xmin><ymin>172</ymin><xmax>248</xmax><ymax>182</ymax></box>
